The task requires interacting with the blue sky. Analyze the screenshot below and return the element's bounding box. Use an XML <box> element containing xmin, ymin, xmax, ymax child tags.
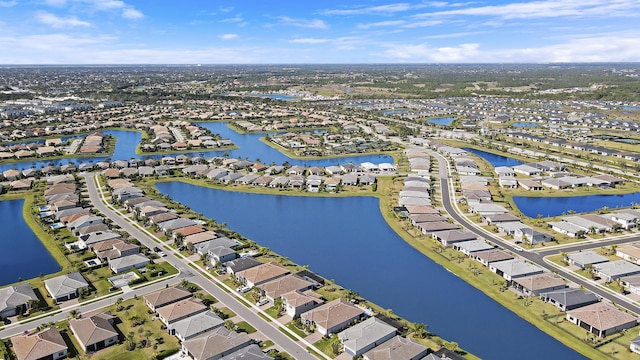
<box><xmin>0</xmin><ymin>0</ymin><xmax>639</xmax><ymax>64</ymax></box>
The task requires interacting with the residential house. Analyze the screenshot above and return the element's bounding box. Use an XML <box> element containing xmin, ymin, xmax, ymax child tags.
<box><xmin>362</xmin><ymin>335</ymin><xmax>428</xmax><ymax>360</ymax></box>
<box><xmin>168</xmin><ymin>310</ymin><xmax>224</xmax><ymax>341</ymax></box>
<box><xmin>217</xmin><ymin>344</ymin><xmax>273</xmax><ymax>360</ymax></box>
<box><xmin>145</xmin><ymin>286</ymin><xmax>192</xmax><ymax>312</ymax></box>
<box><xmin>223</xmin><ymin>257</ymin><xmax>262</xmax><ymax>275</ymax></box>
<box><xmin>281</xmin><ymin>290</ymin><xmax>324</xmax><ymax>318</ymax></box>
<box><xmin>616</xmin><ymin>244</ymin><xmax>640</xmax><ymax>265</ymax></box>
<box><xmin>338</xmin><ymin>317</ymin><xmax>397</xmax><ymax>357</ymax></box>
<box><xmin>300</xmin><ymin>298</ymin><xmax>365</xmax><ymax>336</ymax></box>
<box><xmin>594</xmin><ymin>260</ymin><xmax>640</xmax><ymax>282</ymax></box>
<box><xmin>566</xmin><ymin>302</ymin><xmax>637</xmax><ymax>338</ymax></box>
<box><xmin>156</xmin><ymin>298</ymin><xmax>207</xmax><ymax>326</ymax></box>
<box><xmin>0</xmin><ymin>283</ymin><xmax>37</xmax><ymax>319</ymax></box>
<box><xmin>566</xmin><ymin>251</ymin><xmax>609</xmax><ymax>269</ymax></box>
<box><xmin>511</xmin><ymin>273</ymin><xmax>566</xmax><ymax>296</ymax></box>
<box><xmin>181</xmin><ymin>327</ymin><xmax>253</xmax><ymax>360</ymax></box>
<box><xmin>11</xmin><ymin>328</ymin><xmax>68</xmax><ymax>360</ymax></box>
<box><xmin>489</xmin><ymin>259</ymin><xmax>544</xmax><ymax>281</ymax></box>
<box><xmin>69</xmin><ymin>312</ymin><xmax>118</xmax><ymax>352</ymax></box>
<box><xmin>44</xmin><ymin>272</ymin><xmax>89</xmax><ymax>303</ymax></box>
<box><xmin>472</xmin><ymin>249</ymin><xmax>514</xmax><ymax>267</ymax></box>
<box><xmin>236</xmin><ymin>262</ymin><xmax>290</xmax><ymax>288</ymax></box>
<box><xmin>540</xmin><ymin>288</ymin><xmax>599</xmax><ymax>311</ymax></box>
<box><xmin>109</xmin><ymin>254</ymin><xmax>150</xmax><ymax>273</ymax></box>
<box><xmin>258</xmin><ymin>274</ymin><xmax>314</xmax><ymax>302</ymax></box>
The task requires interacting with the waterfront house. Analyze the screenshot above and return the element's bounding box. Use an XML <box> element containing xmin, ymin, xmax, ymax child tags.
<box><xmin>258</xmin><ymin>274</ymin><xmax>314</xmax><ymax>302</ymax></box>
<box><xmin>540</xmin><ymin>288</ymin><xmax>599</xmax><ymax>311</ymax></box>
<box><xmin>281</xmin><ymin>290</ymin><xmax>324</xmax><ymax>318</ymax></box>
<box><xmin>44</xmin><ymin>272</ymin><xmax>89</xmax><ymax>303</ymax></box>
<box><xmin>615</xmin><ymin>244</ymin><xmax>640</xmax><ymax>265</ymax></box>
<box><xmin>236</xmin><ymin>262</ymin><xmax>290</xmax><ymax>288</ymax></box>
<box><xmin>338</xmin><ymin>317</ymin><xmax>397</xmax><ymax>357</ymax></box>
<box><xmin>157</xmin><ymin>217</ymin><xmax>197</xmax><ymax>232</ymax></box>
<box><xmin>181</xmin><ymin>327</ymin><xmax>252</xmax><ymax>360</ymax></box>
<box><xmin>80</xmin><ymin>231</ymin><xmax>121</xmax><ymax>247</ymax></box>
<box><xmin>432</xmin><ymin>229</ymin><xmax>476</xmax><ymax>246</ymax></box>
<box><xmin>566</xmin><ymin>251</ymin><xmax>609</xmax><ymax>269</ymax></box>
<box><xmin>224</xmin><ymin>257</ymin><xmax>262</xmax><ymax>275</ymax></box>
<box><xmin>610</xmin><ymin>213</ymin><xmax>638</xmax><ymax>230</ymax></box>
<box><xmin>566</xmin><ymin>302</ymin><xmax>637</xmax><ymax>338</ymax></box>
<box><xmin>472</xmin><ymin>249</ymin><xmax>514</xmax><ymax>267</ymax></box>
<box><xmin>215</xmin><ymin>344</ymin><xmax>272</xmax><ymax>360</ymax></box>
<box><xmin>168</xmin><ymin>310</ymin><xmax>224</xmax><ymax>341</ymax></box>
<box><xmin>69</xmin><ymin>312</ymin><xmax>118</xmax><ymax>352</ymax></box>
<box><xmin>11</xmin><ymin>328</ymin><xmax>68</xmax><ymax>360</ymax></box>
<box><xmin>145</xmin><ymin>286</ymin><xmax>192</xmax><ymax>312</ymax></box>
<box><xmin>594</xmin><ymin>260</ymin><xmax>640</xmax><ymax>282</ymax></box>
<box><xmin>548</xmin><ymin>221</ymin><xmax>584</xmax><ymax>238</ymax></box>
<box><xmin>0</xmin><ymin>283</ymin><xmax>37</xmax><ymax>319</ymax></box>
<box><xmin>194</xmin><ymin>237</ymin><xmax>238</xmax><ymax>256</ymax></box>
<box><xmin>489</xmin><ymin>259</ymin><xmax>544</xmax><ymax>281</ymax></box>
<box><xmin>300</xmin><ymin>298</ymin><xmax>365</xmax><ymax>336</ymax></box>
<box><xmin>454</xmin><ymin>239</ymin><xmax>495</xmax><ymax>256</ymax></box>
<box><xmin>518</xmin><ymin>179</ymin><xmax>543</xmax><ymax>191</ymax></box>
<box><xmin>208</xmin><ymin>246</ymin><xmax>237</xmax><ymax>264</ymax></box>
<box><xmin>184</xmin><ymin>231</ymin><xmax>218</xmax><ymax>245</ymax></box>
<box><xmin>362</xmin><ymin>335</ymin><xmax>428</xmax><ymax>360</ymax></box>
<box><xmin>512</xmin><ymin>273</ymin><xmax>566</xmax><ymax>296</ymax></box>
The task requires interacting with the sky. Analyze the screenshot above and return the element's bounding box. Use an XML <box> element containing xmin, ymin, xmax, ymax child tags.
<box><xmin>0</xmin><ymin>0</ymin><xmax>639</xmax><ymax>64</ymax></box>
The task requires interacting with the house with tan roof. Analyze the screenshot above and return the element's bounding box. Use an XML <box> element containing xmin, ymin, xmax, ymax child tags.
<box><xmin>300</xmin><ymin>298</ymin><xmax>365</xmax><ymax>336</ymax></box>
<box><xmin>236</xmin><ymin>262</ymin><xmax>290</xmax><ymax>288</ymax></box>
<box><xmin>156</xmin><ymin>298</ymin><xmax>207</xmax><ymax>326</ymax></box>
<box><xmin>145</xmin><ymin>286</ymin><xmax>192</xmax><ymax>312</ymax></box>
<box><xmin>282</xmin><ymin>290</ymin><xmax>324</xmax><ymax>318</ymax></box>
<box><xmin>511</xmin><ymin>273</ymin><xmax>566</xmax><ymax>296</ymax></box>
<box><xmin>257</xmin><ymin>274</ymin><xmax>314</xmax><ymax>302</ymax></box>
<box><xmin>362</xmin><ymin>335</ymin><xmax>428</xmax><ymax>360</ymax></box>
<box><xmin>11</xmin><ymin>327</ymin><xmax>68</xmax><ymax>360</ymax></box>
<box><xmin>566</xmin><ymin>302</ymin><xmax>637</xmax><ymax>338</ymax></box>
<box><xmin>181</xmin><ymin>327</ymin><xmax>253</xmax><ymax>360</ymax></box>
<box><xmin>69</xmin><ymin>312</ymin><xmax>118</xmax><ymax>352</ymax></box>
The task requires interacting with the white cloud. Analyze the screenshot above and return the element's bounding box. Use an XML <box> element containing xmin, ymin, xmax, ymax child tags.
<box><xmin>276</xmin><ymin>16</ymin><xmax>328</xmax><ymax>29</ymax></box>
<box><xmin>219</xmin><ymin>33</ymin><xmax>238</xmax><ymax>40</ymax></box>
<box><xmin>43</xmin><ymin>0</ymin><xmax>67</xmax><ymax>6</ymax></box>
<box><xmin>290</xmin><ymin>38</ymin><xmax>330</xmax><ymax>44</ymax></box>
<box><xmin>122</xmin><ymin>7</ymin><xmax>143</xmax><ymax>19</ymax></box>
<box><xmin>220</xmin><ymin>17</ymin><xmax>243</xmax><ymax>23</ymax></box>
<box><xmin>0</xmin><ymin>1</ymin><xmax>17</xmax><ymax>7</ymax></box>
<box><xmin>414</xmin><ymin>0</ymin><xmax>640</xmax><ymax>20</ymax></box>
<box><xmin>384</xmin><ymin>42</ymin><xmax>481</xmax><ymax>62</ymax></box>
<box><xmin>357</xmin><ymin>20</ymin><xmax>406</xmax><ymax>29</ymax></box>
<box><xmin>36</xmin><ymin>11</ymin><xmax>92</xmax><ymax>28</ymax></box>
<box><xmin>322</xmin><ymin>3</ymin><xmax>429</xmax><ymax>15</ymax></box>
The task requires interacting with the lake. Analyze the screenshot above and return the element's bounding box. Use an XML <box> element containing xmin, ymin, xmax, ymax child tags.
<box><xmin>0</xmin><ymin>199</ymin><xmax>60</xmax><ymax>286</ymax></box>
<box><xmin>156</xmin><ymin>182</ymin><xmax>585</xmax><ymax>360</ymax></box>
<box><xmin>619</xmin><ymin>106</ymin><xmax>640</xmax><ymax>111</ymax></box>
<box><xmin>0</xmin><ymin>123</ymin><xmax>393</xmax><ymax>172</ymax></box>
<box><xmin>462</xmin><ymin>147</ymin><xmax>524</xmax><ymax>167</ymax></box>
<box><xmin>514</xmin><ymin>193</ymin><xmax>640</xmax><ymax>218</ymax></box>
<box><xmin>512</xmin><ymin>122</ymin><xmax>540</xmax><ymax>128</ymax></box>
<box><xmin>428</xmin><ymin>117</ymin><xmax>455</xmax><ymax>126</ymax></box>
<box><xmin>383</xmin><ymin>109</ymin><xmax>409</xmax><ymax>115</ymax></box>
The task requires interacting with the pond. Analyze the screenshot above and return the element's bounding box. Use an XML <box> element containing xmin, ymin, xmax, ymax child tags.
<box><xmin>462</xmin><ymin>147</ymin><xmax>524</xmax><ymax>168</ymax></box>
<box><xmin>156</xmin><ymin>182</ymin><xmax>585</xmax><ymax>360</ymax></box>
<box><xmin>513</xmin><ymin>193</ymin><xmax>640</xmax><ymax>218</ymax></box>
<box><xmin>512</xmin><ymin>122</ymin><xmax>540</xmax><ymax>128</ymax></box>
<box><xmin>0</xmin><ymin>199</ymin><xmax>60</xmax><ymax>286</ymax></box>
<box><xmin>428</xmin><ymin>117</ymin><xmax>455</xmax><ymax>126</ymax></box>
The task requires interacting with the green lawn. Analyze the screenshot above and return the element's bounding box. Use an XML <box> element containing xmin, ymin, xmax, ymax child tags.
<box><xmin>312</xmin><ymin>337</ymin><xmax>339</xmax><ymax>358</ymax></box>
<box><xmin>284</xmin><ymin>321</ymin><xmax>308</xmax><ymax>338</ymax></box>
<box><xmin>235</xmin><ymin>321</ymin><xmax>257</xmax><ymax>334</ymax></box>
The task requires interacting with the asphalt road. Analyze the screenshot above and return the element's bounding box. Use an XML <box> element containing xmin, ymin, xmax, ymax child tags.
<box><xmin>429</xmin><ymin>151</ymin><xmax>640</xmax><ymax>316</ymax></box>
<box><xmin>82</xmin><ymin>173</ymin><xmax>318</xmax><ymax>360</ymax></box>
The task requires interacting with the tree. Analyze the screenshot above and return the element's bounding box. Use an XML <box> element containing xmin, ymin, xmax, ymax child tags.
<box><xmin>115</xmin><ymin>297</ymin><xmax>124</xmax><ymax>312</ymax></box>
<box><xmin>144</xmin><ymin>330</ymin><xmax>153</xmax><ymax>347</ymax></box>
<box><xmin>412</xmin><ymin>322</ymin><xmax>428</xmax><ymax>339</ymax></box>
<box><xmin>127</xmin><ymin>332</ymin><xmax>136</xmax><ymax>351</ymax></box>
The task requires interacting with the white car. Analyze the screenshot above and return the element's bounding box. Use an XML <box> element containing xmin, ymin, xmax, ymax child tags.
<box><xmin>236</xmin><ymin>286</ymin><xmax>251</xmax><ymax>293</ymax></box>
<box><xmin>256</xmin><ymin>298</ymin><xmax>269</xmax><ymax>306</ymax></box>
<box><xmin>158</xmin><ymin>251</ymin><xmax>167</xmax><ymax>257</ymax></box>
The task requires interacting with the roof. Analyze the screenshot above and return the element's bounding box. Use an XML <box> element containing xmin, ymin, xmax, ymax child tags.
<box><xmin>300</xmin><ymin>298</ymin><xmax>364</xmax><ymax>331</ymax></box>
<box><xmin>362</xmin><ymin>335</ymin><xmax>428</xmax><ymax>360</ymax></box>
<box><xmin>11</xmin><ymin>328</ymin><xmax>67</xmax><ymax>360</ymax></box>
<box><xmin>541</xmin><ymin>288</ymin><xmax>599</xmax><ymax>308</ymax></box>
<box><xmin>338</xmin><ymin>317</ymin><xmax>397</xmax><ymax>355</ymax></box>
<box><xmin>183</xmin><ymin>327</ymin><xmax>252</xmax><ymax>360</ymax></box>
<box><xmin>144</xmin><ymin>286</ymin><xmax>192</xmax><ymax>308</ymax></box>
<box><xmin>218</xmin><ymin>344</ymin><xmax>273</xmax><ymax>360</ymax></box>
<box><xmin>455</xmin><ymin>239</ymin><xmax>495</xmax><ymax>253</ymax></box>
<box><xmin>594</xmin><ymin>260</ymin><xmax>640</xmax><ymax>278</ymax></box>
<box><xmin>566</xmin><ymin>251</ymin><xmax>609</xmax><ymax>266</ymax></box>
<box><xmin>259</xmin><ymin>274</ymin><xmax>313</xmax><ymax>300</ymax></box>
<box><xmin>156</xmin><ymin>298</ymin><xmax>207</xmax><ymax>323</ymax></box>
<box><xmin>567</xmin><ymin>302</ymin><xmax>637</xmax><ymax>331</ymax></box>
<box><xmin>109</xmin><ymin>254</ymin><xmax>150</xmax><ymax>270</ymax></box>
<box><xmin>224</xmin><ymin>257</ymin><xmax>262</xmax><ymax>273</ymax></box>
<box><xmin>69</xmin><ymin>313</ymin><xmax>117</xmax><ymax>348</ymax></box>
<box><xmin>512</xmin><ymin>273</ymin><xmax>566</xmax><ymax>291</ymax></box>
<box><xmin>0</xmin><ymin>283</ymin><xmax>36</xmax><ymax>313</ymax></box>
<box><xmin>44</xmin><ymin>272</ymin><xmax>88</xmax><ymax>298</ymax></box>
<box><xmin>169</xmin><ymin>310</ymin><xmax>224</xmax><ymax>339</ymax></box>
<box><xmin>237</xmin><ymin>262</ymin><xmax>290</xmax><ymax>286</ymax></box>
<box><xmin>490</xmin><ymin>259</ymin><xmax>544</xmax><ymax>278</ymax></box>
<box><xmin>473</xmin><ymin>249</ymin><xmax>514</xmax><ymax>263</ymax></box>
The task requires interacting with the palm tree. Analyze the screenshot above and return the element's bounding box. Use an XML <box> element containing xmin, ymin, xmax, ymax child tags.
<box><xmin>412</xmin><ymin>322</ymin><xmax>428</xmax><ymax>339</ymax></box>
<box><xmin>144</xmin><ymin>330</ymin><xmax>153</xmax><ymax>347</ymax></box>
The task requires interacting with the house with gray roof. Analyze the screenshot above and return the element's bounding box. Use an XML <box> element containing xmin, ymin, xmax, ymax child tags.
<box><xmin>566</xmin><ymin>251</ymin><xmax>609</xmax><ymax>269</ymax></box>
<box><xmin>0</xmin><ymin>283</ymin><xmax>37</xmax><ymax>319</ymax></box>
<box><xmin>219</xmin><ymin>344</ymin><xmax>273</xmax><ymax>360</ymax></box>
<box><xmin>45</xmin><ymin>272</ymin><xmax>89</xmax><ymax>303</ymax></box>
<box><xmin>80</xmin><ymin>231</ymin><xmax>121</xmax><ymax>247</ymax></box>
<box><xmin>182</xmin><ymin>327</ymin><xmax>253</xmax><ymax>360</ymax></box>
<box><xmin>540</xmin><ymin>288</ymin><xmax>599</xmax><ymax>311</ymax></box>
<box><xmin>109</xmin><ymin>254</ymin><xmax>150</xmax><ymax>274</ymax></box>
<box><xmin>224</xmin><ymin>257</ymin><xmax>262</xmax><ymax>275</ymax></box>
<box><xmin>454</xmin><ymin>239</ymin><xmax>494</xmax><ymax>255</ymax></box>
<box><xmin>489</xmin><ymin>259</ymin><xmax>545</xmax><ymax>281</ymax></box>
<box><xmin>169</xmin><ymin>310</ymin><xmax>224</xmax><ymax>341</ymax></box>
<box><xmin>338</xmin><ymin>317</ymin><xmax>397</xmax><ymax>357</ymax></box>
<box><xmin>208</xmin><ymin>246</ymin><xmax>238</xmax><ymax>264</ymax></box>
<box><xmin>195</xmin><ymin>237</ymin><xmax>238</xmax><ymax>256</ymax></box>
<box><xmin>432</xmin><ymin>230</ymin><xmax>476</xmax><ymax>246</ymax></box>
<box><xmin>594</xmin><ymin>260</ymin><xmax>640</xmax><ymax>282</ymax></box>
<box><xmin>158</xmin><ymin>217</ymin><xmax>197</xmax><ymax>232</ymax></box>
<box><xmin>362</xmin><ymin>335</ymin><xmax>428</xmax><ymax>360</ymax></box>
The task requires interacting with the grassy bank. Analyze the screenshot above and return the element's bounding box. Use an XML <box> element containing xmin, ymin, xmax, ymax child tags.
<box><xmin>259</xmin><ymin>136</ymin><xmax>401</xmax><ymax>162</ymax></box>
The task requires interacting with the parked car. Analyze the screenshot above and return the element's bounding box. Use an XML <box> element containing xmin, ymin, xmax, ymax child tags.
<box><xmin>236</xmin><ymin>286</ymin><xmax>251</xmax><ymax>293</ymax></box>
<box><xmin>256</xmin><ymin>298</ymin><xmax>269</xmax><ymax>306</ymax></box>
<box><xmin>158</xmin><ymin>251</ymin><xmax>167</xmax><ymax>257</ymax></box>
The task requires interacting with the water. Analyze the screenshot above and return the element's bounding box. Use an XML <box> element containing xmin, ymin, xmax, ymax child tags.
<box><xmin>512</xmin><ymin>122</ymin><xmax>540</xmax><ymax>128</ymax></box>
<box><xmin>247</xmin><ymin>94</ymin><xmax>297</xmax><ymax>100</ymax></box>
<box><xmin>156</xmin><ymin>182</ymin><xmax>584</xmax><ymax>360</ymax></box>
<box><xmin>0</xmin><ymin>124</ymin><xmax>393</xmax><ymax>172</ymax></box>
<box><xmin>619</xmin><ymin>106</ymin><xmax>640</xmax><ymax>111</ymax></box>
<box><xmin>514</xmin><ymin>193</ymin><xmax>640</xmax><ymax>218</ymax></box>
<box><xmin>428</xmin><ymin>117</ymin><xmax>456</xmax><ymax>126</ymax></box>
<box><xmin>0</xmin><ymin>199</ymin><xmax>60</xmax><ymax>286</ymax></box>
<box><xmin>383</xmin><ymin>109</ymin><xmax>409</xmax><ymax>115</ymax></box>
<box><xmin>462</xmin><ymin>147</ymin><xmax>524</xmax><ymax>167</ymax></box>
